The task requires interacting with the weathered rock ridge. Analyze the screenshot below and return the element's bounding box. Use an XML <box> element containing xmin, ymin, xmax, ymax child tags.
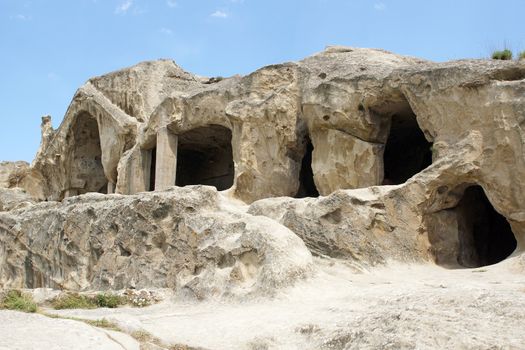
<box><xmin>1</xmin><ymin>46</ymin><xmax>525</xmax><ymax>294</ymax></box>
<box><xmin>0</xmin><ymin>187</ymin><xmax>313</xmax><ymax>297</ymax></box>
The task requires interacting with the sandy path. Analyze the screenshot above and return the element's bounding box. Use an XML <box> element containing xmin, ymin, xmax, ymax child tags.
<box><xmin>44</xmin><ymin>258</ymin><xmax>525</xmax><ymax>349</ymax></box>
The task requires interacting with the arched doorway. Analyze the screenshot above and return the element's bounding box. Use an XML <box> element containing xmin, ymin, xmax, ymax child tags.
<box><xmin>372</xmin><ymin>96</ymin><xmax>433</xmax><ymax>185</ymax></box>
<box><xmin>68</xmin><ymin>112</ymin><xmax>108</xmax><ymax>196</ymax></box>
<box><xmin>454</xmin><ymin>186</ymin><xmax>517</xmax><ymax>267</ymax></box>
<box><xmin>383</xmin><ymin>110</ymin><xmax>433</xmax><ymax>185</ymax></box>
<box><xmin>428</xmin><ymin>185</ymin><xmax>517</xmax><ymax>268</ymax></box>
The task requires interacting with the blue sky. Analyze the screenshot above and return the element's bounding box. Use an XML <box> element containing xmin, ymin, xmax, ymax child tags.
<box><xmin>1</xmin><ymin>0</ymin><xmax>524</xmax><ymax>162</ymax></box>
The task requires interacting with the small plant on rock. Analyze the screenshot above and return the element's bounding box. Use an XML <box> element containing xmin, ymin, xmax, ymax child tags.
<box><xmin>492</xmin><ymin>49</ymin><xmax>513</xmax><ymax>60</ymax></box>
<box><xmin>0</xmin><ymin>290</ymin><xmax>37</xmax><ymax>313</ymax></box>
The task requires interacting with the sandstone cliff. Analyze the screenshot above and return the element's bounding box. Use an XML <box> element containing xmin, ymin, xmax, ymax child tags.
<box><xmin>0</xmin><ymin>47</ymin><xmax>525</xmax><ymax>349</ymax></box>
<box><xmin>1</xmin><ymin>46</ymin><xmax>525</xmax><ymax>349</ymax></box>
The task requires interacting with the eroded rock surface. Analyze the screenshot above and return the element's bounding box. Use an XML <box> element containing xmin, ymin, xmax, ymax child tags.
<box><xmin>0</xmin><ymin>188</ymin><xmax>34</xmax><ymax>212</ymax></box>
<box><xmin>0</xmin><ymin>187</ymin><xmax>313</xmax><ymax>298</ymax></box>
<box><xmin>249</xmin><ymin>186</ymin><xmax>426</xmax><ymax>267</ymax></box>
<box><xmin>1</xmin><ymin>47</ymin><xmax>525</xmax><ymax>349</ymax></box>
<box><xmin>0</xmin><ymin>46</ymin><xmax>524</xmax><ymax>280</ymax></box>
<box><xmin>0</xmin><ymin>161</ymin><xmax>45</xmax><ymax>200</ymax></box>
<box><xmin>0</xmin><ymin>161</ymin><xmax>28</xmax><ymax>188</ymax></box>
<box><xmin>0</xmin><ymin>310</ymin><xmax>140</xmax><ymax>350</ymax></box>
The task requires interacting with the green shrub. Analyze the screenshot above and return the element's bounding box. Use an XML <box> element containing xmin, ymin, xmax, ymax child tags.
<box><xmin>95</xmin><ymin>293</ymin><xmax>124</xmax><ymax>308</ymax></box>
<box><xmin>52</xmin><ymin>293</ymin><xmax>97</xmax><ymax>310</ymax></box>
<box><xmin>1</xmin><ymin>290</ymin><xmax>37</xmax><ymax>313</ymax></box>
<box><xmin>519</xmin><ymin>51</ymin><xmax>525</xmax><ymax>60</ymax></box>
<box><xmin>52</xmin><ymin>292</ymin><xmax>125</xmax><ymax>310</ymax></box>
<box><xmin>492</xmin><ymin>49</ymin><xmax>513</xmax><ymax>60</ymax></box>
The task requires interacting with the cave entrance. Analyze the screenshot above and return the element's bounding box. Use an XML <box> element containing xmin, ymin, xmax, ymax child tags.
<box><xmin>382</xmin><ymin>106</ymin><xmax>432</xmax><ymax>185</ymax></box>
<box><xmin>68</xmin><ymin>112</ymin><xmax>108</xmax><ymax>196</ymax></box>
<box><xmin>175</xmin><ymin>125</ymin><xmax>234</xmax><ymax>190</ymax></box>
<box><xmin>454</xmin><ymin>185</ymin><xmax>517</xmax><ymax>267</ymax></box>
<box><xmin>148</xmin><ymin>146</ymin><xmax>157</xmax><ymax>191</ymax></box>
<box><xmin>295</xmin><ymin>136</ymin><xmax>319</xmax><ymax>198</ymax></box>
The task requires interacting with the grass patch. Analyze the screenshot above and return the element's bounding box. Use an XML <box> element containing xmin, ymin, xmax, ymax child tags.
<box><xmin>472</xmin><ymin>268</ymin><xmax>487</xmax><ymax>273</ymax></box>
<box><xmin>0</xmin><ymin>290</ymin><xmax>37</xmax><ymax>313</ymax></box>
<box><xmin>84</xmin><ymin>318</ymin><xmax>122</xmax><ymax>331</ymax></box>
<box><xmin>52</xmin><ymin>293</ymin><xmax>97</xmax><ymax>310</ymax></box>
<box><xmin>51</xmin><ymin>292</ymin><xmax>126</xmax><ymax>310</ymax></box>
<box><xmin>42</xmin><ymin>312</ymin><xmax>121</xmax><ymax>331</ymax></box>
<box><xmin>492</xmin><ymin>49</ymin><xmax>513</xmax><ymax>60</ymax></box>
<box><xmin>519</xmin><ymin>51</ymin><xmax>525</xmax><ymax>60</ymax></box>
<box><xmin>131</xmin><ymin>329</ymin><xmax>191</xmax><ymax>350</ymax></box>
<box><xmin>95</xmin><ymin>293</ymin><xmax>125</xmax><ymax>308</ymax></box>
<box><xmin>131</xmin><ymin>330</ymin><xmax>157</xmax><ymax>343</ymax></box>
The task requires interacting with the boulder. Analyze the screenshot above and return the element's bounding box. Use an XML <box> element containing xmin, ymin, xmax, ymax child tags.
<box><xmin>0</xmin><ymin>188</ymin><xmax>34</xmax><ymax>212</ymax></box>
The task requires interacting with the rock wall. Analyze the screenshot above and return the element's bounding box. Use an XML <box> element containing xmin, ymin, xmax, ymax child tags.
<box><xmin>1</xmin><ymin>47</ymin><xmax>525</xmax><ymax>292</ymax></box>
<box><xmin>0</xmin><ymin>187</ymin><xmax>313</xmax><ymax>297</ymax></box>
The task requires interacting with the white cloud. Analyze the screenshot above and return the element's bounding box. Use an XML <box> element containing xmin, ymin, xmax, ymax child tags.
<box><xmin>166</xmin><ymin>0</ymin><xmax>177</xmax><ymax>8</ymax></box>
<box><xmin>11</xmin><ymin>14</ymin><xmax>32</xmax><ymax>21</ymax></box>
<box><xmin>374</xmin><ymin>2</ymin><xmax>386</xmax><ymax>11</ymax></box>
<box><xmin>211</xmin><ymin>10</ymin><xmax>228</xmax><ymax>18</ymax></box>
<box><xmin>115</xmin><ymin>0</ymin><xmax>133</xmax><ymax>14</ymax></box>
<box><xmin>160</xmin><ymin>28</ymin><xmax>173</xmax><ymax>35</ymax></box>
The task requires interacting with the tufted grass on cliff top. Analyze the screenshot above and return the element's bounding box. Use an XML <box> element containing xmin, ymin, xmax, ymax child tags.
<box><xmin>0</xmin><ymin>290</ymin><xmax>37</xmax><ymax>313</ymax></box>
<box><xmin>519</xmin><ymin>51</ymin><xmax>525</xmax><ymax>60</ymax></box>
<box><xmin>52</xmin><ymin>292</ymin><xmax>125</xmax><ymax>310</ymax></box>
<box><xmin>492</xmin><ymin>49</ymin><xmax>513</xmax><ymax>60</ymax></box>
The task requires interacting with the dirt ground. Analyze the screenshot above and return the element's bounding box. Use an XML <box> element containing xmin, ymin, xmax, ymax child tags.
<box><xmin>23</xmin><ymin>255</ymin><xmax>525</xmax><ymax>350</ymax></box>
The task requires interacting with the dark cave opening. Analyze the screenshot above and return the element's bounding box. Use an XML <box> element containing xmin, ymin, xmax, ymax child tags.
<box><xmin>383</xmin><ymin>112</ymin><xmax>433</xmax><ymax>185</ymax></box>
<box><xmin>148</xmin><ymin>146</ymin><xmax>157</xmax><ymax>191</ymax></box>
<box><xmin>175</xmin><ymin>125</ymin><xmax>234</xmax><ymax>191</ymax></box>
<box><xmin>455</xmin><ymin>185</ymin><xmax>517</xmax><ymax>267</ymax></box>
<box><xmin>295</xmin><ymin>136</ymin><xmax>319</xmax><ymax>198</ymax></box>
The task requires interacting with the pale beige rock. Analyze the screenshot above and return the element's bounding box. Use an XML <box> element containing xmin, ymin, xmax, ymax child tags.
<box><xmin>1</xmin><ymin>48</ymin><xmax>525</xmax><ymax>349</ymax></box>
<box><xmin>0</xmin><ymin>187</ymin><xmax>313</xmax><ymax>297</ymax></box>
<box><xmin>0</xmin><ymin>161</ymin><xmax>28</xmax><ymax>189</ymax></box>
<box><xmin>40</xmin><ymin>261</ymin><xmax>525</xmax><ymax>350</ymax></box>
<box><xmin>310</xmin><ymin>129</ymin><xmax>383</xmax><ymax>194</ymax></box>
<box><xmin>0</xmin><ymin>188</ymin><xmax>34</xmax><ymax>212</ymax></box>
<box><xmin>0</xmin><ymin>310</ymin><xmax>140</xmax><ymax>350</ymax></box>
<box><xmin>2</xmin><ymin>46</ymin><xmax>525</xmax><ymax>271</ymax></box>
